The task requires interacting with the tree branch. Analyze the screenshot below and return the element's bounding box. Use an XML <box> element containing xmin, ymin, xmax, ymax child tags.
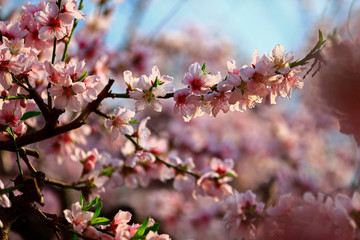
<box><xmin>0</xmin><ymin>79</ymin><xmax>114</xmax><ymax>152</ymax></box>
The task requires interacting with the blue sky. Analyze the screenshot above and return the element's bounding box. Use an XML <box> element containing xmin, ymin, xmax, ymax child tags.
<box><xmin>97</xmin><ymin>0</ymin><xmax>358</xmax><ymax>57</ymax></box>
<box><xmin>7</xmin><ymin>0</ymin><xmax>359</xmax><ymax>57</ymax></box>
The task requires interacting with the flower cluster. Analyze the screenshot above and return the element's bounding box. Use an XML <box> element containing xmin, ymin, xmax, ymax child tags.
<box><xmin>173</xmin><ymin>44</ymin><xmax>305</xmax><ymax>121</ymax></box>
<box><xmin>64</xmin><ymin>199</ymin><xmax>170</xmax><ymax>240</ymax></box>
<box><xmin>0</xmin><ymin>0</ymin><xmax>331</xmax><ymax>239</ymax></box>
<box><xmin>124</xmin><ymin>66</ymin><xmax>175</xmax><ymax>112</ymax></box>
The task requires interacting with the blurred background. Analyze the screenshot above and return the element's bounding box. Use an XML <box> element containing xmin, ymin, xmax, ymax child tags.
<box><xmin>2</xmin><ymin>1</ymin><xmax>360</xmax><ymax>239</ymax></box>
<box><xmin>3</xmin><ymin>0</ymin><xmax>359</xmax><ymax>56</ymax></box>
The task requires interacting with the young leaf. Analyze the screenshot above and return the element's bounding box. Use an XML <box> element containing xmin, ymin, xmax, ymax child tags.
<box><xmin>77</xmin><ymin>71</ymin><xmax>87</xmax><ymax>82</ymax></box>
<box><xmin>318</xmin><ymin>30</ymin><xmax>323</xmax><ymax>43</ymax></box>
<box><xmin>80</xmin><ymin>193</ymin><xmax>86</xmax><ymax>208</ymax></box>
<box><xmin>99</xmin><ymin>167</ymin><xmax>115</xmax><ymax>176</ymax></box>
<box><xmin>129</xmin><ymin>119</ymin><xmax>138</xmax><ymax>124</ymax></box>
<box><xmin>153</xmin><ymin>76</ymin><xmax>159</xmax><ymax>88</ymax></box>
<box><xmin>144</xmin><ymin>223</ymin><xmax>159</xmax><ymax>236</ymax></box>
<box><xmin>20</xmin><ymin>111</ymin><xmax>41</xmax><ymax>121</ymax></box>
<box><xmin>224</xmin><ymin>172</ymin><xmax>236</xmax><ymax>178</ymax></box>
<box><xmin>130</xmin><ymin>216</ymin><xmax>150</xmax><ymax>240</ymax></box>
<box><xmin>82</xmin><ymin>197</ymin><xmax>100</xmax><ymax>211</ymax></box>
<box><xmin>92</xmin><ymin>201</ymin><xmax>103</xmax><ymax>220</ymax></box>
<box><xmin>201</xmin><ymin>62</ymin><xmax>206</xmax><ymax>72</ymax></box>
<box><xmin>91</xmin><ymin>217</ymin><xmax>111</xmax><ymax>225</ymax></box>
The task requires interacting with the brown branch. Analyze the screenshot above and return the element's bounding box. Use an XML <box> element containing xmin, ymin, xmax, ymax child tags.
<box><xmin>0</xmin><ymin>79</ymin><xmax>115</xmax><ymax>152</ymax></box>
<box><xmin>19</xmin><ymin>149</ymin><xmax>37</xmax><ymax>174</ymax></box>
<box><xmin>44</xmin><ymin>178</ymin><xmax>91</xmax><ymax>190</ymax></box>
<box><xmin>21</xmin><ymin>148</ymin><xmax>40</xmax><ymax>158</ymax></box>
<box><xmin>26</xmin><ymin>87</ymin><xmax>52</xmax><ymax>121</ymax></box>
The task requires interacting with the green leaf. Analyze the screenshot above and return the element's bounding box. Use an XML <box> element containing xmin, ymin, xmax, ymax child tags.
<box><xmin>224</xmin><ymin>172</ymin><xmax>236</xmax><ymax>178</ymax></box>
<box><xmin>201</xmin><ymin>62</ymin><xmax>206</xmax><ymax>72</ymax></box>
<box><xmin>152</xmin><ymin>77</ymin><xmax>164</xmax><ymax>88</ymax></box>
<box><xmin>318</xmin><ymin>30</ymin><xmax>323</xmax><ymax>43</ymax></box>
<box><xmin>144</xmin><ymin>223</ymin><xmax>159</xmax><ymax>236</ymax></box>
<box><xmin>99</xmin><ymin>167</ymin><xmax>115</xmax><ymax>176</ymax></box>
<box><xmin>92</xmin><ymin>201</ymin><xmax>103</xmax><ymax>220</ymax></box>
<box><xmin>80</xmin><ymin>193</ymin><xmax>86</xmax><ymax>208</ymax></box>
<box><xmin>91</xmin><ymin>217</ymin><xmax>111</xmax><ymax>225</ymax></box>
<box><xmin>153</xmin><ymin>76</ymin><xmax>159</xmax><ymax>88</ymax></box>
<box><xmin>82</xmin><ymin>197</ymin><xmax>100</xmax><ymax>211</ymax></box>
<box><xmin>131</xmin><ymin>216</ymin><xmax>150</xmax><ymax>240</ymax></box>
<box><xmin>71</xmin><ymin>233</ymin><xmax>78</xmax><ymax>240</ymax></box>
<box><xmin>77</xmin><ymin>71</ymin><xmax>87</xmax><ymax>82</ymax></box>
<box><xmin>20</xmin><ymin>111</ymin><xmax>41</xmax><ymax>121</ymax></box>
<box><xmin>129</xmin><ymin>119</ymin><xmax>138</xmax><ymax>124</ymax></box>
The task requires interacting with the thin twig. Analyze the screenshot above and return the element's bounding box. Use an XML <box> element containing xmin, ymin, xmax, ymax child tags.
<box><xmin>94</xmin><ymin>109</ymin><xmax>111</xmax><ymax>119</ymax></box>
<box><xmin>0</xmin><ymin>184</ymin><xmax>24</xmax><ymax>195</ymax></box>
<box><xmin>19</xmin><ymin>149</ymin><xmax>37</xmax><ymax>174</ymax></box>
<box><xmin>44</xmin><ymin>178</ymin><xmax>91</xmax><ymax>190</ymax></box>
<box><xmin>21</xmin><ymin>148</ymin><xmax>40</xmax><ymax>158</ymax></box>
<box><xmin>61</xmin><ymin>0</ymin><xmax>84</xmax><ymax>62</ymax></box>
<box><xmin>124</xmin><ymin>134</ymin><xmax>200</xmax><ymax>178</ymax></box>
<box><xmin>108</xmin><ymin>92</ymin><xmax>174</xmax><ymax>99</ymax></box>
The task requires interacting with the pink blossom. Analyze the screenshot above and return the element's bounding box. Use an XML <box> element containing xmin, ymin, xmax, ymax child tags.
<box><xmin>59</xmin><ymin>59</ymin><xmax>86</xmax><ymax>81</ymax></box>
<box><xmin>335</xmin><ymin>191</ymin><xmax>360</xmax><ymax>227</ymax></box>
<box><xmin>203</xmin><ymin>91</ymin><xmax>230</xmax><ymax>117</ymax></box>
<box><xmin>126</xmin><ymin>150</ymin><xmax>155</xmax><ymax>168</ymax></box>
<box><xmin>115</xmin><ymin>223</ymin><xmax>141</xmax><ymax>240</ymax></box>
<box><xmin>104</xmin><ymin>107</ymin><xmax>135</xmax><ymax>141</ymax></box>
<box><xmin>0</xmin><ymin>46</ymin><xmax>23</xmax><ymax>89</ymax></box>
<box><xmin>266</xmin><ymin>44</ymin><xmax>294</xmax><ymax>74</ymax></box>
<box><xmin>2</xmin><ymin>37</ymin><xmax>29</xmax><ymax>56</ymax></box>
<box><xmin>61</xmin><ymin>0</ymin><xmax>85</xmax><ymax>20</ymax></box>
<box><xmin>182</xmin><ymin>62</ymin><xmax>221</xmax><ymax>94</ymax></box>
<box><xmin>269</xmin><ymin>67</ymin><xmax>304</xmax><ymax>104</ymax></box>
<box><xmin>0</xmin><ymin>180</ymin><xmax>11</xmax><ymax>208</ymax></box>
<box><xmin>44</xmin><ymin>60</ymin><xmax>62</xmax><ymax>84</ymax></box>
<box><xmin>0</xmin><ymin>100</ymin><xmax>24</xmax><ymax>128</ymax></box>
<box><xmin>146</xmin><ymin>231</ymin><xmax>171</xmax><ymax>240</ymax></box>
<box><xmin>72</xmin><ymin>149</ymin><xmax>100</xmax><ymax>176</ymax></box>
<box><xmin>266</xmin><ymin>193</ymin><xmax>293</xmax><ymax>217</ymax></box>
<box><xmin>227</xmin><ymin>59</ymin><xmax>241</xmax><ymax>75</ymax></box>
<box><xmin>224</xmin><ymin>190</ymin><xmax>265</xmax><ymax>239</ymax></box>
<box><xmin>209</xmin><ymin>158</ymin><xmax>237</xmax><ymax>179</ymax></box>
<box><xmin>193</xmin><ymin>171</ymin><xmax>234</xmax><ymax>201</ymax></box>
<box><xmin>0</xmin><ymin>21</ymin><xmax>28</xmax><ymax>39</ymax></box>
<box><xmin>126</xmin><ymin>66</ymin><xmax>174</xmax><ymax>112</ymax></box>
<box><xmin>48</xmin><ymin>74</ymin><xmax>86</xmax><ymax>111</ymax></box>
<box><xmin>81</xmin><ymin>75</ymin><xmax>101</xmax><ymax>102</ymax></box>
<box><xmin>316</xmin><ymin>41</ymin><xmax>360</xmax><ymax>146</ymax></box>
<box><xmin>110</xmin><ymin>210</ymin><xmax>132</xmax><ymax>234</ymax></box>
<box><xmin>35</xmin><ymin>3</ymin><xmax>73</xmax><ymax>40</ymax></box>
<box><xmin>257</xmin><ymin>192</ymin><xmax>355</xmax><ymax>240</ymax></box>
<box><xmin>64</xmin><ymin>202</ymin><xmax>94</xmax><ymax>233</ymax></box>
<box><xmin>137</xmin><ymin>116</ymin><xmax>151</xmax><ymax>148</ymax></box>
<box><xmin>173</xmin><ymin>88</ymin><xmax>202</xmax><ymax>122</ymax></box>
<box><xmin>169</xmin><ymin>156</ymin><xmax>196</xmax><ymax>192</ymax></box>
